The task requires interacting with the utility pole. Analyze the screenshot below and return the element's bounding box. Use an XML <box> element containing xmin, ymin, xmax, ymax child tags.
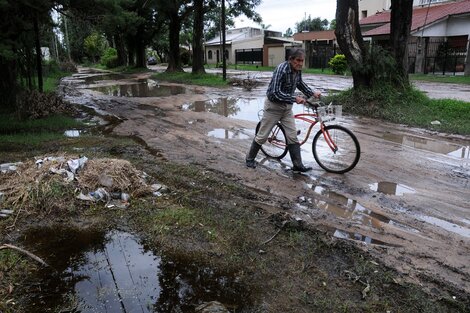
<box><xmin>221</xmin><ymin>0</ymin><xmax>226</xmax><ymax>81</ymax></box>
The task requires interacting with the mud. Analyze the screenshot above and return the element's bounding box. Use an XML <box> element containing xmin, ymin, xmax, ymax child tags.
<box><xmin>61</xmin><ymin>67</ymin><xmax>470</xmax><ymax>296</ymax></box>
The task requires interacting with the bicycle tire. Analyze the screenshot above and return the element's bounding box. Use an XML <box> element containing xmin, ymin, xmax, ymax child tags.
<box><xmin>256</xmin><ymin>122</ymin><xmax>288</xmax><ymax>159</ymax></box>
<box><xmin>312</xmin><ymin>125</ymin><xmax>360</xmax><ymax>174</ymax></box>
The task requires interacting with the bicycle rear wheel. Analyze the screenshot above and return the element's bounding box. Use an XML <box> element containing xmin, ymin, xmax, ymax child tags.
<box><xmin>256</xmin><ymin>122</ymin><xmax>288</xmax><ymax>159</ymax></box>
<box><xmin>312</xmin><ymin>125</ymin><xmax>360</xmax><ymax>174</ymax></box>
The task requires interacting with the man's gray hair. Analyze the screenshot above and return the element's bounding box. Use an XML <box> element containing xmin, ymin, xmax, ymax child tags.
<box><xmin>288</xmin><ymin>48</ymin><xmax>305</xmax><ymax>60</ymax></box>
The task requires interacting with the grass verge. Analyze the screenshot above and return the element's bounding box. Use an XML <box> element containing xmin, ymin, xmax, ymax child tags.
<box><xmin>329</xmin><ymin>84</ymin><xmax>470</xmax><ymax>135</ymax></box>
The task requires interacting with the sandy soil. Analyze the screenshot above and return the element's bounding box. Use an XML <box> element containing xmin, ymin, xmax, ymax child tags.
<box><xmin>61</xmin><ymin>68</ymin><xmax>470</xmax><ymax>296</ymax></box>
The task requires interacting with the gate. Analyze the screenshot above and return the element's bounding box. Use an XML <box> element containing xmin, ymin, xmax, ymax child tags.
<box><xmin>408</xmin><ymin>37</ymin><xmax>468</xmax><ymax>75</ymax></box>
<box><xmin>235</xmin><ymin>48</ymin><xmax>263</xmax><ymax>64</ymax></box>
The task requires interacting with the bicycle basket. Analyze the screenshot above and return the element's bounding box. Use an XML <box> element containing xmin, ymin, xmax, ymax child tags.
<box><xmin>317</xmin><ymin>104</ymin><xmax>342</xmax><ymax>122</ymax></box>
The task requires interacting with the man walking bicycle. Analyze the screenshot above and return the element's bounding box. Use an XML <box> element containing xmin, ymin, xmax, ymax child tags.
<box><xmin>245</xmin><ymin>48</ymin><xmax>321</xmax><ymax>172</ymax></box>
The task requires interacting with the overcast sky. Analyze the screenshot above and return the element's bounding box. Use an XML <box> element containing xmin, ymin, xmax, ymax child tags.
<box><xmin>234</xmin><ymin>0</ymin><xmax>337</xmax><ymax>34</ymax></box>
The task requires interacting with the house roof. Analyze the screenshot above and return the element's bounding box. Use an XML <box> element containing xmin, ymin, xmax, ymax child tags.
<box><xmin>361</xmin><ymin>0</ymin><xmax>470</xmax><ymax>36</ymax></box>
<box><xmin>293</xmin><ymin>30</ymin><xmax>336</xmax><ymax>41</ymax></box>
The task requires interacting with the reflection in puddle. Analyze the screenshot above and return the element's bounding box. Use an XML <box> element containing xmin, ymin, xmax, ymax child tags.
<box><xmin>333</xmin><ymin>229</ymin><xmax>398</xmax><ymax>246</ymax></box>
<box><xmin>84</xmin><ymin>73</ymin><xmax>127</xmax><ymax>84</ymax></box>
<box><xmin>415</xmin><ymin>215</ymin><xmax>470</xmax><ymax>238</ymax></box>
<box><xmin>92</xmin><ymin>80</ymin><xmax>186</xmax><ymax>97</ymax></box>
<box><xmin>310</xmin><ymin>186</ymin><xmax>419</xmax><ymax>234</ymax></box>
<box><xmin>208</xmin><ymin>128</ymin><xmax>250</xmax><ymax>139</ymax></box>
<box><xmin>369</xmin><ymin>182</ymin><xmax>416</xmax><ymax>195</ymax></box>
<box><xmin>20</xmin><ymin>227</ymin><xmax>250</xmax><ymax>312</ymax></box>
<box><xmin>64</xmin><ymin>129</ymin><xmax>81</xmax><ymax>137</ymax></box>
<box><xmin>183</xmin><ymin>96</ymin><xmax>311</xmax><ymax>123</ymax></box>
<box><xmin>381</xmin><ymin>132</ymin><xmax>469</xmax><ymax>160</ymax></box>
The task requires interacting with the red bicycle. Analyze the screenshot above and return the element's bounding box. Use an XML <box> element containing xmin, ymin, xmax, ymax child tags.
<box><xmin>255</xmin><ymin>99</ymin><xmax>360</xmax><ymax>174</ymax></box>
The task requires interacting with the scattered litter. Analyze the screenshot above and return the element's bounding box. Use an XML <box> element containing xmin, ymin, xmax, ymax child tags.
<box><xmin>67</xmin><ymin>156</ymin><xmax>88</xmax><ymax>174</ymax></box>
<box><xmin>431</xmin><ymin>120</ymin><xmax>441</xmax><ymax>125</ymax></box>
<box><xmin>1</xmin><ymin>155</ymin><xmax>164</xmax><ymax>214</ymax></box>
<box><xmin>0</xmin><ymin>209</ymin><xmax>14</xmax><ymax>218</ymax></box>
<box><xmin>0</xmin><ymin>162</ymin><xmax>22</xmax><ymax>173</ymax></box>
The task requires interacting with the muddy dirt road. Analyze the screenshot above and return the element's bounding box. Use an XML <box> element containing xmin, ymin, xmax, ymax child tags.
<box><xmin>61</xmin><ymin>68</ymin><xmax>470</xmax><ymax>296</ymax></box>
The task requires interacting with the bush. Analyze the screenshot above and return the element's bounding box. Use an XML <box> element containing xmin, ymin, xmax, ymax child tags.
<box><xmin>59</xmin><ymin>61</ymin><xmax>77</xmax><ymax>73</ymax></box>
<box><xmin>100</xmin><ymin>48</ymin><xmax>119</xmax><ymax>68</ymax></box>
<box><xmin>328</xmin><ymin>54</ymin><xmax>348</xmax><ymax>75</ymax></box>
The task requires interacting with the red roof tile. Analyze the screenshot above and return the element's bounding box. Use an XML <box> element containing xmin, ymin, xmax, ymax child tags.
<box><xmin>293</xmin><ymin>30</ymin><xmax>336</xmax><ymax>41</ymax></box>
<box><xmin>362</xmin><ymin>0</ymin><xmax>470</xmax><ymax>36</ymax></box>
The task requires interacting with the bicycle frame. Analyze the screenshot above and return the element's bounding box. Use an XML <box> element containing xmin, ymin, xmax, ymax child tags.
<box><xmin>294</xmin><ymin>111</ymin><xmax>338</xmax><ymax>153</ymax></box>
<box><xmin>265</xmin><ymin>106</ymin><xmax>339</xmax><ymax>154</ymax></box>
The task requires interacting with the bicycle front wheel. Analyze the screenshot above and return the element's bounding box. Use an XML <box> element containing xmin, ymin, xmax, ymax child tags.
<box><xmin>312</xmin><ymin>125</ymin><xmax>360</xmax><ymax>174</ymax></box>
<box><xmin>256</xmin><ymin>122</ymin><xmax>288</xmax><ymax>159</ymax></box>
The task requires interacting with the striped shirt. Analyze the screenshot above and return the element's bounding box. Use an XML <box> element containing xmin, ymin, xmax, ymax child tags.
<box><xmin>266</xmin><ymin>61</ymin><xmax>313</xmax><ymax>104</ymax></box>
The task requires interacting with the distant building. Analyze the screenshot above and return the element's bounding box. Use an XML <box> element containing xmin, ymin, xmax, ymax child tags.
<box><xmin>360</xmin><ymin>0</ymin><xmax>470</xmax><ymax>74</ymax></box>
<box><xmin>358</xmin><ymin>0</ymin><xmax>457</xmax><ymax>20</ymax></box>
<box><xmin>204</xmin><ymin>27</ymin><xmax>298</xmax><ymax>67</ymax></box>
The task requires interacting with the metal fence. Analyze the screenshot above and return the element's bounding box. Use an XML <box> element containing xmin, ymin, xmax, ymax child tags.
<box><xmin>235</xmin><ymin>48</ymin><xmax>263</xmax><ymax>64</ymax></box>
<box><xmin>408</xmin><ymin>38</ymin><xmax>468</xmax><ymax>75</ymax></box>
<box><xmin>307</xmin><ymin>42</ymin><xmax>338</xmax><ymax>70</ymax></box>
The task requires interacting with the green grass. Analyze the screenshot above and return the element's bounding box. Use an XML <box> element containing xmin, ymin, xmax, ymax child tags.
<box><xmin>153</xmin><ymin>71</ymin><xmax>229</xmax><ymax>87</ymax></box>
<box><xmin>0</xmin><ymin>114</ymin><xmax>84</xmax><ymax>145</ymax></box>
<box><xmin>410</xmin><ymin>73</ymin><xmax>470</xmax><ymax>84</ymax></box>
<box><xmin>0</xmin><ymin>114</ymin><xmax>82</xmax><ymax>133</ymax></box>
<box><xmin>329</xmin><ymin>84</ymin><xmax>470</xmax><ymax>135</ymax></box>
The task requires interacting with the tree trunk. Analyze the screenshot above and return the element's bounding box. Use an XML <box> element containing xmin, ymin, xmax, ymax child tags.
<box><xmin>166</xmin><ymin>12</ymin><xmax>183</xmax><ymax>72</ymax></box>
<box><xmin>33</xmin><ymin>14</ymin><xmax>43</xmax><ymax>92</ymax></box>
<box><xmin>191</xmin><ymin>0</ymin><xmax>206</xmax><ymax>74</ymax></box>
<box><xmin>390</xmin><ymin>0</ymin><xmax>413</xmax><ymax>87</ymax></box>
<box><xmin>114</xmin><ymin>33</ymin><xmax>127</xmax><ymax>66</ymax></box>
<box><xmin>135</xmin><ymin>25</ymin><xmax>146</xmax><ymax>68</ymax></box>
<box><xmin>335</xmin><ymin>0</ymin><xmax>371</xmax><ymax>88</ymax></box>
<box><xmin>0</xmin><ymin>57</ymin><xmax>17</xmax><ymax>113</ymax></box>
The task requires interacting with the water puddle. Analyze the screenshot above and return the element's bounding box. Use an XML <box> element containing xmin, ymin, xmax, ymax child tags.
<box><xmin>183</xmin><ymin>96</ymin><xmax>312</xmax><ymax>122</ymax></box>
<box><xmin>20</xmin><ymin>226</ymin><xmax>250</xmax><ymax>312</ymax></box>
<box><xmin>415</xmin><ymin>215</ymin><xmax>470</xmax><ymax>238</ymax></box>
<box><xmin>84</xmin><ymin>73</ymin><xmax>127</xmax><ymax>84</ymax></box>
<box><xmin>332</xmin><ymin>229</ymin><xmax>399</xmax><ymax>246</ymax></box>
<box><xmin>208</xmin><ymin>128</ymin><xmax>250</xmax><ymax>139</ymax></box>
<box><xmin>307</xmin><ymin>185</ymin><xmax>419</xmax><ymax>234</ymax></box>
<box><xmin>92</xmin><ymin>80</ymin><xmax>186</xmax><ymax>97</ymax></box>
<box><xmin>381</xmin><ymin>132</ymin><xmax>469</xmax><ymax>160</ymax></box>
<box><xmin>369</xmin><ymin>182</ymin><xmax>416</xmax><ymax>195</ymax></box>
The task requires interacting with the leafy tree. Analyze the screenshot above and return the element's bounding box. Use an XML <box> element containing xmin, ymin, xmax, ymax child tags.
<box><xmin>283</xmin><ymin>27</ymin><xmax>293</xmax><ymax>37</ymax></box>
<box><xmin>83</xmin><ymin>32</ymin><xmax>107</xmax><ymax>63</ymax></box>
<box><xmin>295</xmin><ymin>15</ymin><xmax>328</xmax><ymax>32</ymax></box>
<box><xmin>329</xmin><ymin>19</ymin><xmax>336</xmax><ymax>30</ymax></box>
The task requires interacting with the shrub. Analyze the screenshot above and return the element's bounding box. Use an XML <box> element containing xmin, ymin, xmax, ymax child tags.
<box><xmin>328</xmin><ymin>54</ymin><xmax>348</xmax><ymax>75</ymax></box>
<box><xmin>100</xmin><ymin>48</ymin><xmax>119</xmax><ymax>68</ymax></box>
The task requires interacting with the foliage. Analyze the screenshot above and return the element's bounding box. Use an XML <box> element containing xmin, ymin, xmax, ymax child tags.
<box><xmin>100</xmin><ymin>47</ymin><xmax>119</xmax><ymax>68</ymax></box>
<box><xmin>329</xmin><ymin>84</ymin><xmax>470</xmax><ymax>135</ymax></box>
<box><xmin>328</xmin><ymin>54</ymin><xmax>348</xmax><ymax>74</ymax></box>
<box><xmin>295</xmin><ymin>15</ymin><xmax>329</xmax><ymax>32</ymax></box>
<box><xmin>83</xmin><ymin>32</ymin><xmax>107</xmax><ymax>63</ymax></box>
<box><xmin>283</xmin><ymin>27</ymin><xmax>293</xmax><ymax>37</ymax></box>
<box><xmin>15</xmin><ymin>90</ymin><xmax>77</xmax><ymax>120</ymax></box>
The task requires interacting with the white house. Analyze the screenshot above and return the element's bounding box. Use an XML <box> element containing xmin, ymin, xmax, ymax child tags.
<box><xmin>204</xmin><ymin>27</ymin><xmax>298</xmax><ymax>67</ymax></box>
<box><xmin>359</xmin><ymin>0</ymin><xmax>470</xmax><ymax>74</ymax></box>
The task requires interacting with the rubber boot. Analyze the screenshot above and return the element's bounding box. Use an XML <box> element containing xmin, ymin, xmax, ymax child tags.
<box><xmin>246</xmin><ymin>140</ymin><xmax>261</xmax><ymax>168</ymax></box>
<box><xmin>288</xmin><ymin>143</ymin><xmax>312</xmax><ymax>172</ymax></box>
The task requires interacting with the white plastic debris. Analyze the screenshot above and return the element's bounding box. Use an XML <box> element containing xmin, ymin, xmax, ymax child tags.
<box><xmin>0</xmin><ymin>162</ymin><xmax>22</xmax><ymax>173</ymax></box>
<box><xmin>49</xmin><ymin>167</ymin><xmax>75</xmax><ymax>182</ymax></box>
<box><xmin>431</xmin><ymin>120</ymin><xmax>441</xmax><ymax>125</ymax></box>
<box><xmin>67</xmin><ymin>156</ymin><xmax>88</xmax><ymax>174</ymax></box>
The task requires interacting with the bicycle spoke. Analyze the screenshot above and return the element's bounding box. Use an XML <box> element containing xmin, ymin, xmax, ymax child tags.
<box><xmin>313</xmin><ymin>125</ymin><xmax>360</xmax><ymax>173</ymax></box>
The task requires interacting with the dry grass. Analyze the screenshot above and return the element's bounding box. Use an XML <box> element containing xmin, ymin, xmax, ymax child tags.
<box><xmin>0</xmin><ymin>155</ymin><xmax>152</xmax><ymax>213</ymax></box>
